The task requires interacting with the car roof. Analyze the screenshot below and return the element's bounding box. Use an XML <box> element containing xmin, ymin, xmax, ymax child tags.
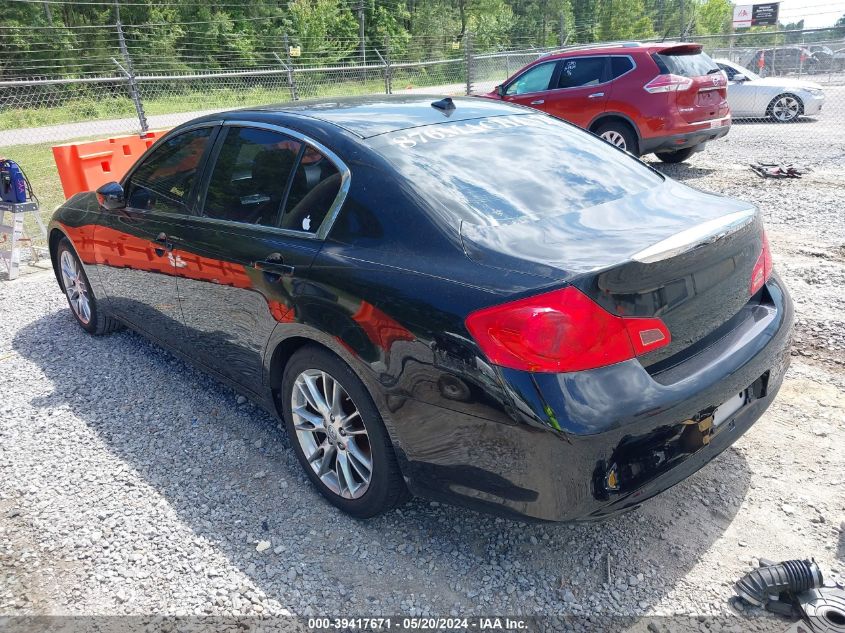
<box><xmin>538</xmin><ymin>41</ymin><xmax>701</xmax><ymax>60</ymax></box>
<box><xmin>192</xmin><ymin>94</ymin><xmax>529</xmax><ymax>139</ymax></box>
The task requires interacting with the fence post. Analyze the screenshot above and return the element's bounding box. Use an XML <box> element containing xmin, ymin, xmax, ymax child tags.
<box><xmin>282</xmin><ymin>34</ymin><xmax>299</xmax><ymax>101</ymax></box>
<box><xmin>115</xmin><ymin>21</ymin><xmax>148</xmax><ymax>135</ymax></box>
<box><xmin>465</xmin><ymin>32</ymin><xmax>474</xmax><ymax>96</ymax></box>
<box><xmin>384</xmin><ymin>35</ymin><xmax>392</xmax><ymax>95</ymax></box>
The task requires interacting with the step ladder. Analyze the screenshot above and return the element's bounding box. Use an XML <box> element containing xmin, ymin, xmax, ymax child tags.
<box><xmin>0</xmin><ymin>200</ymin><xmax>48</xmax><ymax>280</ymax></box>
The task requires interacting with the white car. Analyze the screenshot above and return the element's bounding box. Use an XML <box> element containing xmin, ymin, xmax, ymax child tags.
<box><xmin>715</xmin><ymin>59</ymin><xmax>825</xmax><ymax>122</ymax></box>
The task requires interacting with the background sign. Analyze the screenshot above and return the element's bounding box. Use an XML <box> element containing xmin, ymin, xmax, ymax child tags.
<box><xmin>752</xmin><ymin>2</ymin><xmax>780</xmax><ymax>26</ymax></box>
<box><xmin>733</xmin><ymin>2</ymin><xmax>779</xmax><ymax>28</ymax></box>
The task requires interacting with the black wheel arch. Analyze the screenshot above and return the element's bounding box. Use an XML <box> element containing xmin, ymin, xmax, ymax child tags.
<box><xmin>588</xmin><ymin>112</ymin><xmax>642</xmax><ymax>144</ymax></box>
<box><xmin>49</xmin><ymin>227</ymin><xmax>71</xmax><ymax>290</ymax></box>
<box><xmin>263</xmin><ymin>328</ymin><xmax>408</xmax><ymax>460</ymax></box>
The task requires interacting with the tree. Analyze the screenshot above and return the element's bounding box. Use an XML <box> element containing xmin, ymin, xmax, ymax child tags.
<box><xmin>695</xmin><ymin>0</ymin><xmax>732</xmax><ymax>35</ymax></box>
<box><xmin>288</xmin><ymin>0</ymin><xmax>359</xmax><ymax>64</ymax></box>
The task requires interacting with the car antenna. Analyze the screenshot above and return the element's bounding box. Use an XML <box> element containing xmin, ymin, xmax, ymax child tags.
<box><xmin>431</xmin><ymin>97</ymin><xmax>456</xmax><ymax>114</ymax></box>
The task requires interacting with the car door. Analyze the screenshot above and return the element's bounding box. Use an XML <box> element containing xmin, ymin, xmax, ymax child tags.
<box><xmin>501</xmin><ymin>60</ymin><xmax>557</xmax><ymax>113</ymax></box>
<box><xmin>542</xmin><ymin>56</ymin><xmax>609</xmax><ymax>128</ymax></box>
<box><xmin>170</xmin><ymin>122</ymin><xmax>347</xmax><ymax>390</ymax></box>
<box><xmin>93</xmin><ymin>124</ymin><xmax>217</xmax><ymax>345</ymax></box>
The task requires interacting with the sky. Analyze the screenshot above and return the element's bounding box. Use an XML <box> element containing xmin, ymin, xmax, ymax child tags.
<box><xmin>774</xmin><ymin>0</ymin><xmax>845</xmax><ymax>28</ymax></box>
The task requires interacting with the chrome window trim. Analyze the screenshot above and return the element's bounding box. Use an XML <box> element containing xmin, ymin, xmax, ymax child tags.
<box><xmin>220</xmin><ymin>120</ymin><xmax>352</xmax><ymax>240</ymax></box>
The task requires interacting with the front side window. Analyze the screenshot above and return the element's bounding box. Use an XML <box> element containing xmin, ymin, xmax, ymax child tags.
<box><xmin>126</xmin><ymin>127</ymin><xmax>212</xmax><ymax>214</ymax></box>
<box><xmin>556</xmin><ymin>57</ymin><xmax>605</xmax><ymax>88</ymax></box>
<box><xmin>203</xmin><ymin>127</ymin><xmax>302</xmax><ymax>227</ymax></box>
<box><xmin>505</xmin><ymin>62</ymin><xmax>555</xmax><ymax>96</ymax></box>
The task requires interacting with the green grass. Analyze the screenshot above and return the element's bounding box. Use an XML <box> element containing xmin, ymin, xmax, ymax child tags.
<box><xmin>0</xmin><ymin>72</ymin><xmax>459</xmax><ymax>131</ymax></box>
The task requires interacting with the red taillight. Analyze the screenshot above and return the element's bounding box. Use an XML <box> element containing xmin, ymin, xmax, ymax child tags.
<box><xmin>465</xmin><ymin>287</ymin><xmax>671</xmax><ymax>373</ymax></box>
<box><xmin>750</xmin><ymin>230</ymin><xmax>773</xmax><ymax>295</ymax></box>
<box><xmin>644</xmin><ymin>74</ymin><xmax>693</xmax><ymax>93</ymax></box>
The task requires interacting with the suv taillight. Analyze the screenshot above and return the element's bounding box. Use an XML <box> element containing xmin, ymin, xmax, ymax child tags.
<box><xmin>465</xmin><ymin>287</ymin><xmax>671</xmax><ymax>373</ymax></box>
<box><xmin>750</xmin><ymin>230</ymin><xmax>773</xmax><ymax>295</ymax></box>
<box><xmin>644</xmin><ymin>74</ymin><xmax>693</xmax><ymax>93</ymax></box>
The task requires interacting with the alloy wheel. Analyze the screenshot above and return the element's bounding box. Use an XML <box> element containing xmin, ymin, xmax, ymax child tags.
<box><xmin>291</xmin><ymin>369</ymin><xmax>372</xmax><ymax>499</ymax></box>
<box><xmin>772</xmin><ymin>96</ymin><xmax>800</xmax><ymax>122</ymax></box>
<box><xmin>600</xmin><ymin>130</ymin><xmax>627</xmax><ymax>150</ymax></box>
<box><xmin>60</xmin><ymin>250</ymin><xmax>92</xmax><ymax>325</ymax></box>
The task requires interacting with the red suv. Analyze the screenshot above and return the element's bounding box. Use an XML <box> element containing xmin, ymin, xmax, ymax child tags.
<box><xmin>483</xmin><ymin>42</ymin><xmax>731</xmax><ymax>163</ymax></box>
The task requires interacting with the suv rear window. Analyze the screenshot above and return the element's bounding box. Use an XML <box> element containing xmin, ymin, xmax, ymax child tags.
<box><xmin>372</xmin><ymin>114</ymin><xmax>663</xmax><ymax>226</ymax></box>
<box><xmin>653</xmin><ymin>51</ymin><xmax>718</xmax><ymax>77</ymax></box>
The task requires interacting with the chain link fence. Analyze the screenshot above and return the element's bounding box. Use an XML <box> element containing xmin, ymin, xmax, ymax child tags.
<box><xmin>1</xmin><ymin>25</ymin><xmax>844</xmax><ymax>258</ymax></box>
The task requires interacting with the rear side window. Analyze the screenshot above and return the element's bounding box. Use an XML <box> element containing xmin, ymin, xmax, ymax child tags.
<box><xmin>505</xmin><ymin>62</ymin><xmax>555</xmax><ymax>95</ymax></box>
<box><xmin>610</xmin><ymin>56</ymin><xmax>634</xmax><ymax>78</ymax></box>
<box><xmin>279</xmin><ymin>147</ymin><xmax>342</xmax><ymax>234</ymax></box>
<box><xmin>203</xmin><ymin>127</ymin><xmax>301</xmax><ymax>227</ymax></box>
<box><xmin>653</xmin><ymin>51</ymin><xmax>718</xmax><ymax>77</ymax></box>
<box><xmin>556</xmin><ymin>57</ymin><xmax>605</xmax><ymax>88</ymax></box>
<box><xmin>374</xmin><ymin>113</ymin><xmax>663</xmax><ymax>227</ymax></box>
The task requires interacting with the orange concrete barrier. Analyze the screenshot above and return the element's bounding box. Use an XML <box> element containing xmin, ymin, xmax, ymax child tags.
<box><xmin>52</xmin><ymin>130</ymin><xmax>169</xmax><ymax>199</ymax></box>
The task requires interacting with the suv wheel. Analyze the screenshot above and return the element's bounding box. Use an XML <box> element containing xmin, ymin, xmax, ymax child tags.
<box><xmin>282</xmin><ymin>345</ymin><xmax>409</xmax><ymax>518</ymax></box>
<box><xmin>594</xmin><ymin>121</ymin><xmax>639</xmax><ymax>155</ymax></box>
<box><xmin>655</xmin><ymin>146</ymin><xmax>697</xmax><ymax>163</ymax></box>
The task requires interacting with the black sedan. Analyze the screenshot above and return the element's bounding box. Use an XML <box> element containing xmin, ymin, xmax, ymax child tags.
<box><xmin>49</xmin><ymin>95</ymin><xmax>793</xmax><ymax>521</ymax></box>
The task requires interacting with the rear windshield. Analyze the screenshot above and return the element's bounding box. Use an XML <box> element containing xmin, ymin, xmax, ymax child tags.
<box><xmin>653</xmin><ymin>51</ymin><xmax>719</xmax><ymax>77</ymax></box>
<box><xmin>371</xmin><ymin>113</ymin><xmax>663</xmax><ymax>227</ymax></box>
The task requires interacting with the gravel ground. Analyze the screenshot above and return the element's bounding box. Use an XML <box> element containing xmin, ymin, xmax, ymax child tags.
<box><xmin>1</xmin><ymin>116</ymin><xmax>844</xmax><ymax>629</ymax></box>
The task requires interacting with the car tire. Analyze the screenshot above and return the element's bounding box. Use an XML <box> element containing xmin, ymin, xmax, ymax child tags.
<box><xmin>655</xmin><ymin>146</ymin><xmax>697</xmax><ymax>163</ymax></box>
<box><xmin>56</xmin><ymin>238</ymin><xmax>123</xmax><ymax>335</ymax></box>
<box><xmin>282</xmin><ymin>345</ymin><xmax>409</xmax><ymax>518</ymax></box>
<box><xmin>767</xmin><ymin>93</ymin><xmax>803</xmax><ymax>123</ymax></box>
<box><xmin>594</xmin><ymin>121</ymin><xmax>639</xmax><ymax>155</ymax></box>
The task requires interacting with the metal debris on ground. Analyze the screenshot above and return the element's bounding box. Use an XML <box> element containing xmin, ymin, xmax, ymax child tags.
<box><xmin>734</xmin><ymin>558</ymin><xmax>845</xmax><ymax>633</ymax></box>
<box><xmin>750</xmin><ymin>162</ymin><xmax>811</xmax><ymax>178</ymax></box>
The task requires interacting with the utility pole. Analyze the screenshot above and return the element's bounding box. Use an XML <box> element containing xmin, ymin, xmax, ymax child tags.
<box><xmin>356</xmin><ymin>1</ymin><xmax>366</xmax><ymax>65</ymax></box>
<box><xmin>679</xmin><ymin>0</ymin><xmax>685</xmax><ymax>40</ymax></box>
<box><xmin>113</xmin><ymin>0</ymin><xmax>148</xmax><ymax>134</ymax></box>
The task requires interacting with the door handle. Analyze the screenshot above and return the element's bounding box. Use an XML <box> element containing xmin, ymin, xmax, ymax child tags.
<box><xmin>254</xmin><ymin>254</ymin><xmax>295</xmax><ymax>281</ymax></box>
<box><xmin>153</xmin><ymin>233</ymin><xmax>173</xmax><ymax>257</ymax></box>
<box><xmin>588</xmin><ymin>92</ymin><xmax>605</xmax><ymax>99</ymax></box>
<box><xmin>530</xmin><ymin>99</ymin><xmax>545</xmax><ymax>105</ymax></box>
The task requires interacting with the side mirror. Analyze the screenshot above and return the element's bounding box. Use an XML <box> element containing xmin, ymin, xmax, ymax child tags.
<box><xmin>733</xmin><ymin>73</ymin><xmax>748</xmax><ymax>82</ymax></box>
<box><xmin>496</xmin><ymin>84</ymin><xmax>505</xmax><ymax>97</ymax></box>
<box><xmin>96</xmin><ymin>181</ymin><xmax>126</xmax><ymax>210</ymax></box>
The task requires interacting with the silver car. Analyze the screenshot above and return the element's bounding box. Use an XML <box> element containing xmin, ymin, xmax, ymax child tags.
<box><xmin>715</xmin><ymin>59</ymin><xmax>825</xmax><ymax>122</ymax></box>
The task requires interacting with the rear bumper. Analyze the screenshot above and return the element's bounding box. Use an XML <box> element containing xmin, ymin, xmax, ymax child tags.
<box><xmin>398</xmin><ymin>275</ymin><xmax>793</xmax><ymax>522</ymax></box>
<box><xmin>640</xmin><ymin>119</ymin><xmax>731</xmax><ymax>154</ymax></box>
